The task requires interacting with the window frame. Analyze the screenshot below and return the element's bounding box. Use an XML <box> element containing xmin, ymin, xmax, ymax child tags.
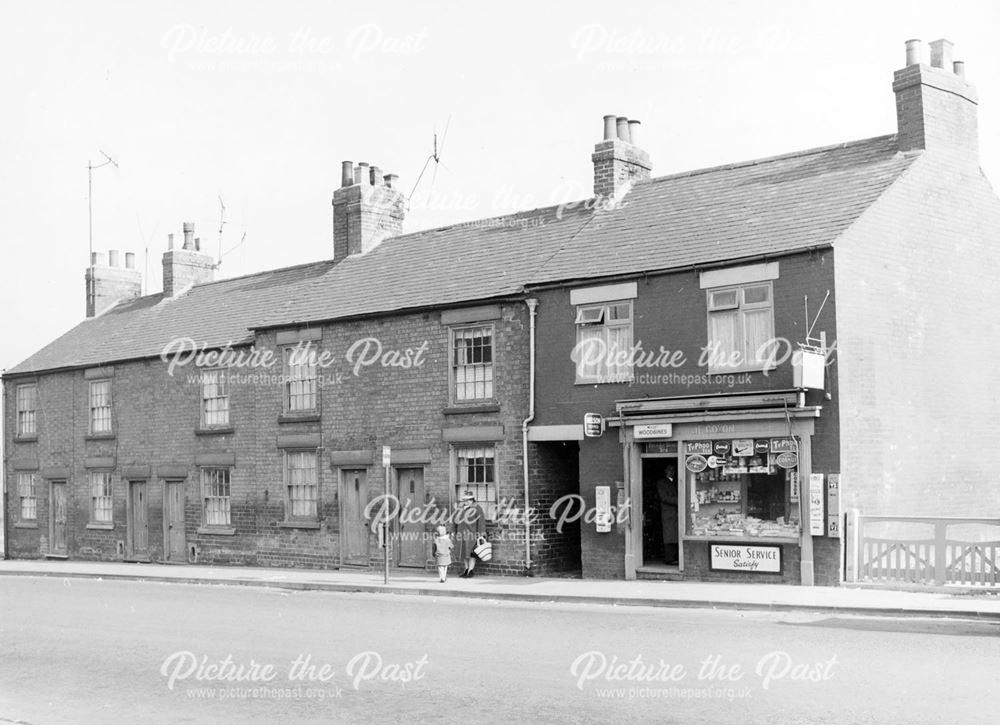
<box><xmin>451</xmin><ymin>444</ymin><xmax>499</xmax><ymax>521</ymax></box>
<box><xmin>200</xmin><ymin>466</ymin><xmax>232</xmax><ymax>529</ymax></box>
<box><xmin>282</xmin><ymin>345</ymin><xmax>319</xmax><ymax>414</ymax></box>
<box><xmin>283</xmin><ymin>449</ymin><xmax>319</xmax><ymax>524</ymax></box>
<box><xmin>15</xmin><ymin>383</ymin><xmax>38</xmax><ymax>438</ymax></box>
<box><xmin>449</xmin><ymin>323</ymin><xmax>496</xmax><ymax>404</ymax></box>
<box><xmin>88</xmin><ymin>470</ymin><xmax>114</xmax><ymax>526</ymax></box>
<box><xmin>17</xmin><ymin>472</ymin><xmax>38</xmax><ymax>523</ymax></box>
<box><xmin>704</xmin><ymin>281</ymin><xmax>776</xmax><ymax>374</ymax></box>
<box><xmin>573</xmin><ymin>299</ymin><xmax>634</xmax><ymax>384</ymax></box>
<box><xmin>200</xmin><ymin>368</ymin><xmax>231</xmax><ymax>428</ymax></box>
<box><xmin>88</xmin><ymin>379</ymin><xmax>113</xmax><ymax>434</ymax></box>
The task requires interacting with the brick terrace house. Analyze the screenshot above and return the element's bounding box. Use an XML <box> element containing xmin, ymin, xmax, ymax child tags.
<box><xmin>4</xmin><ymin>39</ymin><xmax>999</xmax><ymax>585</ymax></box>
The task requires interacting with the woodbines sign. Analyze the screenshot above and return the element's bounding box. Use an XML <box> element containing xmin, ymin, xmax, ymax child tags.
<box><xmin>709</xmin><ymin>544</ymin><xmax>782</xmax><ymax>573</ymax></box>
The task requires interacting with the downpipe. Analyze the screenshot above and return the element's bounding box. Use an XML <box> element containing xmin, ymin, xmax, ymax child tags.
<box><xmin>521</xmin><ymin>298</ymin><xmax>539</xmax><ymax>576</ymax></box>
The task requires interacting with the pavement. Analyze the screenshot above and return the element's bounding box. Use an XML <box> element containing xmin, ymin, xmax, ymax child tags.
<box><xmin>2</xmin><ymin>558</ymin><xmax>999</xmax><ymax>620</ymax></box>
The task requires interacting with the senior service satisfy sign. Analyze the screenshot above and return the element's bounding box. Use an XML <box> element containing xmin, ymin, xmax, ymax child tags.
<box><xmin>709</xmin><ymin>544</ymin><xmax>782</xmax><ymax>573</ymax></box>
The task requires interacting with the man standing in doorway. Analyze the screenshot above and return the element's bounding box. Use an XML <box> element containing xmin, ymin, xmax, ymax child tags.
<box><xmin>656</xmin><ymin>464</ymin><xmax>679</xmax><ymax>565</ymax></box>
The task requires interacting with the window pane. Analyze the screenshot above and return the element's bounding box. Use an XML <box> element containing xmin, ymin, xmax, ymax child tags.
<box><xmin>743</xmin><ymin>308</ymin><xmax>774</xmax><ymax>366</ymax></box>
<box><xmin>574</xmin><ymin>326</ymin><xmax>605</xmax><ymax>381</ymax></box>
<box><xmin>708</xmin><ymin>310</ymin><xmax>740</xmax><ymax>369</ymax></box>
<box><xmin>709</xmin><ymin>290</ymin><xmax>739</xmax><ymax>310</ymax></box>
<box><xmin>202</xmin><ymin>370</ymin><xmax>230</xmax><ymax>426</ymax></box>
<box><xmin>90</xmin><ymin>472</ymin><xmax>113</xmax><ymax>523</ymax></box>
<box><xmin>202</xmin><ymin>468</ymin><xmax>231</xmax><ymax>526</ymax></box>
<box><xmin>575</xmin><ymin>306</ymin><xmax>605</xmax><ymax>325</ymax></box>
<box><xmin>605</xmin><ymin>322</ymin><xmax>633</xmax><ymax>381</ymax></box>
<box><xmin>18</xmin><ymin>473</ymin><xmax>37</xmax><ymax>520</ymax></box>
<box><xmin>453</xmin><ymin>327</ymin><xmax>494</xmax><ymax>401</ymax></box>
<box><xmin>90</xmin><ymin>380</ymin><xmax>112</xmax><ymax>433</ymax></box>
<box><xmin>17</xmin><ymin>385</ymin><xmax>37</xmax><ymax>436</ymax></box>
<box><xmin>455</xmin><ymin>447</ymin><xmax>497</xmax><ymax>518</ymax></box>
<box><xmin>285</xmin><ymin>348</ymin><xmax>318</xmax><ymax>411</ymax></box>
<box><xmin>286</xmin><ymin>452</ymin><xmax>318</xmax><ymax>518</ymax></box>
<box><xmin>743</xmin><ymin>285</ymin><xmax>770</xmax><ymax>305</ymax></box>
<box><xmin>607</xmin><ymin>302</ymin><xmax>631</xmax><ymax>321</ymax></box>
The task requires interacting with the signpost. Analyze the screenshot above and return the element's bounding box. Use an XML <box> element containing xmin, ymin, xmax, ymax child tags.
<box><xmin>382</xmin><ymin>445</ymin><xmax>391</xmax><ymax>584</ymax></box>
<box><xmin>826</xmin><ymin>474</ymin><xmax>841</xmax><ymax>538</ymax></box>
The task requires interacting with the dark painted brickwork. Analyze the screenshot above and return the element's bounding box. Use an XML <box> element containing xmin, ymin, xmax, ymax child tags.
<box><xmin>532</xmin><ymin>252</ymin><xmax>844</xmax><ymax>582</ymax></box>
<box><xmin>833</xmin><ymin>153</ymin><xmax>1000</xmax><ymax>516</ymax></box>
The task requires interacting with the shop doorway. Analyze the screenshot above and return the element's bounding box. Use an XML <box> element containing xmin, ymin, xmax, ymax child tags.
<box><xmin>641</xmin><ymin>457</ymin><xmax>679</xmax><ymax>568</ymax></box>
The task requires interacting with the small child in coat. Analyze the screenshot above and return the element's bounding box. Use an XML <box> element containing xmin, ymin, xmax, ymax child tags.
<box><xmin>433</xmin><ymin>525</ymin><xmax>454</xmax><ymax>583</ymax></box>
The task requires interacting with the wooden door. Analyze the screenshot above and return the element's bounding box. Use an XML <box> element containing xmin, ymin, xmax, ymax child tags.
<box><xmin>396</xmin><ymin>468</ymin><xmax>426</xmax><ymax>568</ymax></box>
<box><xmin>129</xmin><ymin>481</ymin><xmax>149</xmax><ymax>559</ymax></box>
<box><xmin>341</xmin><ymin>469</ymin><xmax>369</xmax><ymax>565</ymax></box>
<box><xmin>49</xmin><ymin>481</ymin><xmax>68</xmax><ymax>557</ymax></box>
<box><xmin>164</xmin><ymin>481</ymin><xmax>186</xmax><ymax>562</ymax></box>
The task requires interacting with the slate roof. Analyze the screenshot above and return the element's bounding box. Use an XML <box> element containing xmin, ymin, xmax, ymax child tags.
<box><xmin>6</xmin><ymin>134</ymin><xmax>916</xmax><ymax>376</ymax></box>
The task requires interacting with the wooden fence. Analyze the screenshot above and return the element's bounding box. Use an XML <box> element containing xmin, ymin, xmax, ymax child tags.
<box><xmin>845</xmin><ymin>513</ymin><xmax>1000</xmax><ymax>586</ymax></box>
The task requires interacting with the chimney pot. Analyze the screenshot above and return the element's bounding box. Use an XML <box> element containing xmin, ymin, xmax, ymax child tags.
<box><xmin>125</xmin><ymin>252</ymin><xmax>136</xmax><ymax>270</ymax></box>
<box><xmin>929</xmin><ymin>38</ymin><xmax>954</xmax><ymax>70</ymax></box>
<box><xmin>628</xmin><ymin>120</ymin><xmax>641</xmax><ymax>148</ymax></box>
<box><xmin>383</xmin><ymin>173</ymin><xmax>398</xmax><ymax>189</ymax></box>
<box><xmin>194</xmin><ymin>237</ymin><xmax>201</xmax><ymax>252</ymax></box>
<box><xmin>108</xmin><ymin>249</ymin><xmax>120</xmax><ymax>267</ymax></box>
<box><xmin>616</xmin><ymin>116</ymin><xmax>630</xmax><ymax>143</ymax></box>
<box><xmin>904</xmin><ymin>39</ymin><xmax>922</xmax><ymax>66</ymax></box>
<box><xmin>357</xmin><ymin>162</ymin><xmax>370</xmax><ymax>185</ymax></box>
<box><xmin>90</xmin><ymin>252</ymin><xmax>99</xmax><ymax>266</ymax></box>
<box><xmin>370</xmin><ymin>165</ymin><xmax>383</xmax><ymax>185</ymax></box>
<box><xmin>182</xmin><ymin>222</ymin><xmax>195</xmax><ymax>250</ymax></box>
<box><xmin>341</xmin><ymin>160</ymin><xmax>354</xmax><ymax>187</ymax></box>
<box><xmin>603</xmin><ymin>115</ymin><xmax>617</xmax><ymax>141</ymax></box>
<box><xmin>953</xmin><ymin>60</ymin><xmax>966</xmax><ymax>78</ymax></box>
<box><xmin>168</xmin><ymin>233</ymin><xmax>175</xmax><ymax>250</ymax></box>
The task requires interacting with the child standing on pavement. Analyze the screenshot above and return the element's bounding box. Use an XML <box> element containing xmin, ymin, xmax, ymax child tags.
<box><xmin>433</xmin><ymin>525</ymin><xmax>453</xmax><ymax>583</ymax></box>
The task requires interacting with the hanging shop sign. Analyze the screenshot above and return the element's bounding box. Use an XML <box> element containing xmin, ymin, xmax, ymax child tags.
<box><xmin>770</xmin><ymin>437</ymin><xmax>796</xmax><ymax>453</ymax></box>
<box><xmin>635</xmin><ymin>423</ymin><xmax>672</xmax><ymax>440</ymax></box>
<box><xmin>754</xmin><ymin>439</ymin><xmax>771</xmax><ymax>454</ymax></box>
<box><xmin>685</xmin><ymin>455</ymin><xmax>708</xmax><ymax>473</ymax></box>
<box><xmin>686</xmin><ymin>441</ymin><xmax>713</xmax><ymax>456</ymax></box>
<box><xmin>809</xmin><ymin>473</ymin><xmax>826</xmax><ymax>536</ymax></box>
<box><xmin>713</xmin><ymin>440</ymin><xmax>731</xmax><ymax>455</ymax></box>
<box><xmin>775</xmin><ymin>452</ymin><xmax>799</xmax><ymax>469</ymax></box>
<box><xmin>583</xmin><ymin>413</ymin><xmax>604</xmax><ymax>438</ymax></box>
<box><xmin>710</xmin><ymin>544</ymin><xmax>782</xmax><ymax>573</ymax></box>
<box><xmin>732</xmin><ymin>439</ymin><xmax>754</xmax><ymax>457</ymax></box>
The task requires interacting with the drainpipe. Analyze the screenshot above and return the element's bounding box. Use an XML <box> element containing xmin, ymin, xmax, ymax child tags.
<box><xmin>1</xmin><ymin>377</ymin><xmax>6</xmax><ymax>560</ymax></box>
<box><xmin>521</xmin><ymin>298</ymin><xmax>539</xmax><ymax>575</ymax></box>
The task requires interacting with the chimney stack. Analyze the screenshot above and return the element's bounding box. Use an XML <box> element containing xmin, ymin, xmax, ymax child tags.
<box><xmin>85</xmin><ymin>249</ymin><xmax>142</xmax><ymax>317</ymax></box>
<box><xmin>332</xmin><ymin>161</ymin><xmax>406</xmax><ymax>262</ymax></box>
<box><xmin>893</xmin><ymin>38</ymin><xmax>978</xmax><ymax>161</ymax></box>
<box><xmin>592</xmin><ymin>114</ymin><xmax>652</xmax><ymax>199</ymax></box>
<box><xmin>162</xmin><ymin>221</ymin><xmax>215</xmax><ymax>297</ymax></box>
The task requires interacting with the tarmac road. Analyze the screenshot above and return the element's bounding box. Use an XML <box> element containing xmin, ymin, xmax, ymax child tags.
<box><xmin>0</xmin><ymin>576</ymin><xmax>997</xmax><ymax>724</ymax></box>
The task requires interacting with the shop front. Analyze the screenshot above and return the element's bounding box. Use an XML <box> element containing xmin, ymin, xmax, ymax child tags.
<box><xmin>616</xmin><ymin>391</ymin><xmax>823</xmax><ymax>585</ymax></box>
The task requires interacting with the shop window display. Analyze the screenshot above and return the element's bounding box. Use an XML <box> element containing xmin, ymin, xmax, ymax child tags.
<box><xmin>685</xmin><ymin>438</ymin><xmax>801</xmax><ymax>540</ymax></box>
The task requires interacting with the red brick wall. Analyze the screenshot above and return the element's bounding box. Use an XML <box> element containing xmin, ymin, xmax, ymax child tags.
<box><xmin>834</xmin><ymin>152</ymin><xmax>1000</xmax><ymax>516</ymax></box>
<box><xmin>3</xmin><ymin>302</ymin><xmax>562</xmax><ymax>575</ymax></box>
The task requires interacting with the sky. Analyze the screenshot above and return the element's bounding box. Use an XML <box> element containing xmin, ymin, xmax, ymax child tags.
<box><xmin>1</xmin><ymin>0</ymin><xmax>999</xmax><ymax>372</ymax></box>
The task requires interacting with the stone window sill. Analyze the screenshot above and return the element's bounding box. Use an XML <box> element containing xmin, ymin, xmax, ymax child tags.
<box><xmin>86</xmin><ymin>522</ymin><xmax>114</xmax><ymax>530</ymax></box>
<box><xmin>198</xmin><ymin>526</ymin><xmax>236</xmax><ymax>536</ymax></box>
<box><xmin>85</xmin><ymin>432</ymin><xmax>116</xmax><ymax>441</ymax></box>
<box><xmin>279</xmin><ymin>413</ymin><xmax>321</xmax><ymax>424</ymax></box>
<box><xmin>195</xmin><ymin>426</ymin><xmax>235</xmax><ymax>436</ymax></box>
<box><xmin>277</xmin><ymin>521</ymin><xmax>321</xmax><ymax>530</ymax></box>
<box><xmin>14</xmin><ymin>435</ymin><xmax>38</xmax><ymax>443</ymax></box>
<box><xmin>14</xmin><ymin>522</ymin><xmax>38</xmax><ymax>529</ymax></box>
<box><xmin>443</xmin><ymin>404</ymin><xmax>500</xmax><ymax>416</ymax></box>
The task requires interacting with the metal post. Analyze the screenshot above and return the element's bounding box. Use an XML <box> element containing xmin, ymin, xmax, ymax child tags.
<box><xmin>384</xmin><ymin>463</ymin><xmax>390</xmax><ymax>584</ymax></box>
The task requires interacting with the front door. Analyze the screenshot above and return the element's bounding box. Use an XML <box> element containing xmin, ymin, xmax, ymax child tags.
<box><xmin>341</xmin><ymin>469</ymin><xmax>369</xmax><ymax>565</ymax></box>
<box><xmin>164</xmin><ymin>481</ymin><xmax>186</xmax><ymax>562</ymax></box>
<box><xmin>49</xmin><ymin>481</ymin><xmax>68</xmax><ymax>557</ymax></box>
<box><xmin>395</xmin><ymin>468</ymin><xmax>426</xmax><ymax>567</ymax></box>
<box><xmin>128</xmin><ymin>481</ymin><xmax>149</xmax><ymax>560</ymax></box>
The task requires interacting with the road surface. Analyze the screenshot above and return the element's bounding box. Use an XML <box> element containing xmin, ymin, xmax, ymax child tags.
<box><xmin>0</xmin><ymin>576</ymin><xmax>997</xmax><ymax>724</ymax></box>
